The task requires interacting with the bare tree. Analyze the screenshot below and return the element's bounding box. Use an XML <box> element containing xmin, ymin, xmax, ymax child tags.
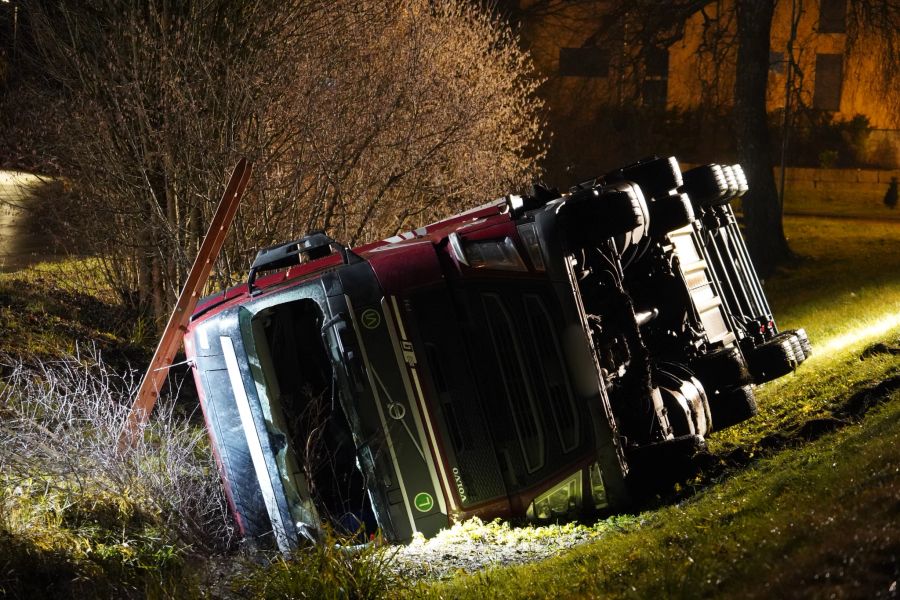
<box><xmin>25</xmin><ymin>0</ymin><xmax>544</xmax><ymax>321</ymax></box>
<box><xmin>732</xmin><ymin>0</ymin><xmax>790</xmax><ymax>276</ymax></box>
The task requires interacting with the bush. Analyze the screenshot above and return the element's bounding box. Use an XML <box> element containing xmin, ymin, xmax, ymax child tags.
<box><xmin>0</xmin><ymin>348</ymin><xmax>233</xmax><ymax>596</ymax></box>
<box><xmin>770</xmin><ymin>111</ymin><xmax>878</xmax><ymax>169</ymax></box>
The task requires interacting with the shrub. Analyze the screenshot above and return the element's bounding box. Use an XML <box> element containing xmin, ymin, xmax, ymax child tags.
<box><xmin>0</xmin><ymin>347</ymin><xmax>233</xmax><ymax>596</ymax></box>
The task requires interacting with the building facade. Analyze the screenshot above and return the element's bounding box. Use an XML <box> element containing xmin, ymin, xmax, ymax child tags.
<box><xmin>511</xmin><ymin>0</ymin><xmax>899</xmax><ymax>173</ymax></box>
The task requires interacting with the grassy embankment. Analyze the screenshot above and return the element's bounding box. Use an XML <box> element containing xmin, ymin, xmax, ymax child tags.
<box><xmin>0</xmin><ymin>260</ymin><xmax>145</xmax><ymax>359</ymax></box>
<box><xmin>412</xmin><ymin>217</ymin><xmax>900</xmax><ymax>598</ymax></box>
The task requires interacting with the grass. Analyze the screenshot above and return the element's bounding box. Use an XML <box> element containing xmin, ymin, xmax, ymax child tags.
<box><xmin>779</xmin><ymin>188</ymin><xmax>900</xmax><ymax>221</ymax></box>
<box><xmin>416</xmin><ymin>388</ymin><xmax>900</xmax><ymax>599</ymax></box>
<box><xmin>0</xmin><ymin>262</ymin><xmax>226</xmax><ymax>599</ymax></box>
<box><xmin>733</xmin><ymin>187</ymin><xmax>900</xmax><ymax>221</ymax></box>
<box><xmin>712</xmin><ymin>215</ymin><xmax>900</xmax><ymax>453</ymax></box>
<box><xmin>0</xmin><ymin>481</ymin><xmax>191</xmax><ymax>599</ymax></box>
<box><xmin>0</xmin><ymin>258</ymin><xmax>146</xmax><ymax>361</ymax></box>
<box><xmin>233</xmin><ymin>529</ymin><xmax>409</xmax><ymax>600</ymax></box>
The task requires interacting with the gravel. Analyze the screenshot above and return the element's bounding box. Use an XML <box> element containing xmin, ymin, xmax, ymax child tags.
<box><xmin>386</xmin><ymin>517</ymin><xmax>619</xmax><ymax>580</ymax></box>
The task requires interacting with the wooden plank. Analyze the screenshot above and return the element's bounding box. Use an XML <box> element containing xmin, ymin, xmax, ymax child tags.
<box><xmin>121</xmin><ymin>159</ymin><xmax>252</xmax><ymax>446</ymax></box>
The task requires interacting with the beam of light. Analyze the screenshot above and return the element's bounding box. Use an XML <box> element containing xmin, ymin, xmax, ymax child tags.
<box><xmin>0</xmin><ymin>171</ymin><xmax>46</xmax><ymax>201</ymax></box>
<box><xmin>0</xmin><ymin>171</ymin><xmax>44</xmax><ymax>185</ymax></box>
<box><xmin>814</xmin><ymin>311</ymin><xmax>900</xmax><ymax>357</ymax></box>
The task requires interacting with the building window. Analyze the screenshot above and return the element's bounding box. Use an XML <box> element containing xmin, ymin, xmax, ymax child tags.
<box><xmin>642</xmin><ymin>79</ymin><xmax>668</xmax><ymax>110</ymax></box>
<box><xmin>644</xmin><ymin>46</ymin><xmax>669</xmax><ymax>78</ymax></box>
<box><xmin>640</xmin><ymin>46</ymin><xmax>668</xmax><ymax>110</ymax></box>
<box><xmin>813</xmin><ymin>53</ymin><xmax>843</xmax><ymax>111</ymax></box>
<box><xmin>819</xmin><ymin>0</ymin><xmax>847</xmax><ymax>34</ymax></box>
<box><xmin>558</xmin><ymin>47</ymin><xmax>609</xmax><ymax>77</ymax></box>
<box><xmin>769</xmin><ymin>51</ymin><xmax>785</xmax><ymax>74</ymax></box>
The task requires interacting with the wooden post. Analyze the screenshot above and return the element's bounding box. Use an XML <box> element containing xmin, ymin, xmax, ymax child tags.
<box><xmin>121</xmin><ymin>159</ymin><xmax>252</xmax><ymax>447</ymax></box>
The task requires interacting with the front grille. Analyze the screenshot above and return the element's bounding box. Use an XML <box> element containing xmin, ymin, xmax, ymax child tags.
<box><xmin>523</xmin><ymin>294</ymin><xmax>580</xmax><ymax>453</ymax></box>
<box><xmin>482</xmin><ymin>293</ymin><xmax>546</xmax><ymax>473</ymax></box>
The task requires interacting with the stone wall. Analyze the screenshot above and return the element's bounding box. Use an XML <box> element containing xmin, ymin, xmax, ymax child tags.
<box><xmin>775</xmin><ymin>166</ymin><xmax>900</xmax><ymax>193</ymax></box>
<box><xmin>774</xmin><ymin>167</ymin><xmax>900</xmax><ymax>217</ymax></box>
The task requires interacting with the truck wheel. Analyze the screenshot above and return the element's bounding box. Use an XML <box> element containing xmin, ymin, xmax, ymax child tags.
<box><xmin>775</xmin><ymin>332</ymin><xmax>806</xmax><ymax>364</ymax></box>
<box><xmin>691</xmin><ymin>345</ymin><xmax>752</xmax><ymax>391</ymax></box>
<box><xmin>659</xmin><ymin>385</ymin><xmax>696</xmax><ymax>438</ymax></box>
<box><xmin>707</xmin><ymin>384</ymin><xmax>758</xmax><ymax>430</ymax></box>
<box><xmin>680</xmin><ymin>164</ymin><xmax>729</xmax><ymax>208</ymax></box>
<box><xmin>660</xmin><ymin>364</ymin><xmax>712</xmax><ymax>436</ymax></box>
<box><xmin>656</xmin><ymin>366</ymin><xmax>711</xmax><ymax>438</ymax></box>
<box><xmin>649</xmin><ymin>193</ymin><xmax>695</xmax><ymax>237</ymax></box>
<box><xmin>747</xmin><ymin>336</ymin><xmax>797</xmax><ymax>383</ymax></box>
<box><xmin>561</xmin><ymin>187</ymin><xmax>645</xmax><ymax>249</ymax></box>
<box><xmin>783</xmin><ymin>328</ymin><xmax>812</xmax><ymax>357</ymax></box>
<box><xmin>609</xmin><ymin>155</ymin><xmax>682</xmax><ymax>201</ymax></box>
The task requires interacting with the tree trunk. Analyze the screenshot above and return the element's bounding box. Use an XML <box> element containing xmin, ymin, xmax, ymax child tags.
<box><xmin>734</xmin><ymin>0</ymin><xmax>790</xmax><ymax>278</ymax></box>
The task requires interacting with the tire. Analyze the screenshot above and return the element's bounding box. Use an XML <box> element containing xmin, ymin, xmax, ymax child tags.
<box><xmin>707</xmin><ymin>384</ymin><xmax>758</xmax><ymax>430</ymax></box>
<box><xmin>659</xmin><ymin>385</ymin><xmax>695</xmax><ymax>438</ymax></box>
<box><xmin>649</xmin><ymin>193</ymin><xmax>695</xmax><ymax>237</ymax></box>
<box><xmin>776</xmin><ymin>332</ymin><xmax>806</xmax><ymax>364</ymax></box>
<box><xmin>681</xmin><ymin>164</ymin><xmax>729</xmax><ymax>209</ymax></box>
<box><xmin>658</xmin><ymin>362</ymin><xmax>714</xmax><ymax>434</ymax></box>
<box><xmin>561</xmin><ymin>186</ymin><xmax>645</xmax><ymax>248</ymax></box>
<box><xmin>784</xmin><ymin>328</ymin><xmax>812</xmax><ymax>357</ymax></box>
<box><xmin>609</xmin><ymin>181</ymin><xmax>651</xmax><ymax>249</ymax></box>
<box><xmin>656</xmin><ymin>366</ymin><xmax>711</xmax><ymax>438</ymax></box>
<box><xmin>791</xmin><ymin>336</ymin><xmax>805</xmax><ymax>363</ymax></box>
<box><xmin>691</xmin><ymin>345</ymin><xmax>752</xmax><ymax>391</ymax></box>
<box><xmin>609</xmin><ymin>155</ymin><xmax>682</xmax><ymax>201</ymax></box>
<box><xmin>747</xmin><ymin>336</ymin><xmax>797</xmax><ymax>383</ymax></box>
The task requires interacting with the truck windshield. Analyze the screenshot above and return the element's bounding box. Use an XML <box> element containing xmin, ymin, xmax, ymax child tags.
<box><xmin>252</xmin><ymin>298</ymin><xmax>374</xmax><ymax>537</ymax></box>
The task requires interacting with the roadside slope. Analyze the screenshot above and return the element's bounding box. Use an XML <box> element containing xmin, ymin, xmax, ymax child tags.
<box><xmin>416</xmin><ymin>385</ymin><xmax>900</xmax><ymax>599</ymax></box>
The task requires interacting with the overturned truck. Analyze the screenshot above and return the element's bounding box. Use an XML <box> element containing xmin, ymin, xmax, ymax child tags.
<box><xmin>185</xmin><ymin>157</ymin><xmax>809</xmax><ymax>552</ymax></box>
